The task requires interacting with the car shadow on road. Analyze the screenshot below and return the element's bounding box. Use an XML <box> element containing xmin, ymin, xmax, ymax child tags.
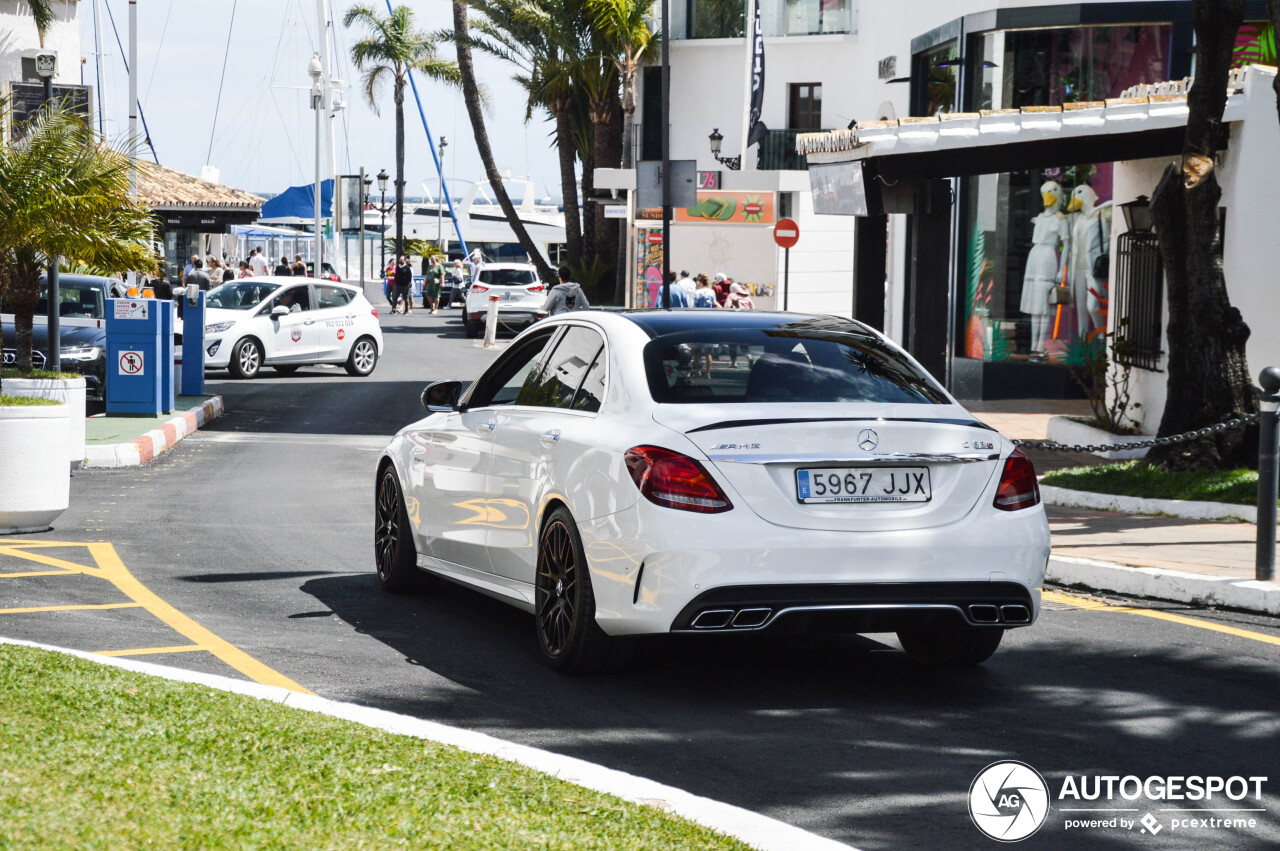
<box><xmin>299</xmin><ymin>572</ymin><xmax>1280</xmax><ymax>851</ymax></box>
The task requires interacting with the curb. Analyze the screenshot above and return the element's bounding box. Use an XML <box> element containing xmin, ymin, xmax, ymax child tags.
<box><xmin>0</xmin><ymin>636</ymin><xmax>857</xmax><ymax>851</ymax></box>
<box><xmin>83</xmin><ymin>396</ymin><xmax>224</xmax><ymax>468</ymax></box>
<box><xmin>1047</xmin><ymin>555</ymin><xmax>1280</xmax><ymax>616</ymax></box>
<box><xmin>1041</xmin><ymin>484</ymin><xmax>1257</xmax><ymax>524</ymax></box>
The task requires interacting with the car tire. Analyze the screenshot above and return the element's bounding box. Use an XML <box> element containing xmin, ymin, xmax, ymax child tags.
<box><xmin>344</xmin><ymin>336</ymin><xmax>378</xmax><ymax>376</ymax></box>
<box><xmin>534</xmin><ymin>506</ymin><xmax>634</xmax><ymax>674</ymax></box>
<box><xmin>228</xmin><ymin>337</ymin><xmax>262</xmax><ymax>379</ymax></box>
<box><xmin>273</xmin><ymin>365</ymin><xmax>300</xmax><ymax>375</ymax></box>
<box><xmin>464</xmin><ymin>315</ymin><xmax>480</xmax><ymax>338</ymax></box>
<box><xmin>374</xmin><ymin>465</ymin><xmax>438</xmax><ymax>594</ymax></box>
<box><xmin>897</xmin><ymin>628</ymin><xmax>1005</xmax><ymax>666</ymax></box>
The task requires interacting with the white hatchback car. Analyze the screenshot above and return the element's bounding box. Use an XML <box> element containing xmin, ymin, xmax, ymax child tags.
<box><xmin>203</xmin><ymin>277</ymin><xmax>383</xmax><ymax>379</ymax></box>
<box><xmin>462</xmin><ymin>263</ymin><xmax>546</xmax><ymax>338</ymax></box>
<box><xmin>375</xmin><ymin>311</ymin><xmax>1049</xmax><ymax>672</ymax></box>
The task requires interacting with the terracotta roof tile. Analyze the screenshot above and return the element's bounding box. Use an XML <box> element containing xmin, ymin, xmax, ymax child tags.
<box><xmin>137</xmin><ymin>161</ymin><xmax>264</xmax><ymax>211</ymax></box>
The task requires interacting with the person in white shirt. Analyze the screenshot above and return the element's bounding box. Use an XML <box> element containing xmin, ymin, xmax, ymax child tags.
<box><xmin>248</xmin><ymin>247</ymin><xmax>269</xmax><ymax>277</ymax></box>
<box><xmin>677</xmin><ymin>270</ymin><xmax>696</xmax><ymax>302</ymax></box>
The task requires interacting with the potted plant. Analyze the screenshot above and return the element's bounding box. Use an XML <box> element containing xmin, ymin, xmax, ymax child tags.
<box><xmin>0</xmin><ymin>102</ymin><xmax>157</xmax><ymax>525</ymax></box>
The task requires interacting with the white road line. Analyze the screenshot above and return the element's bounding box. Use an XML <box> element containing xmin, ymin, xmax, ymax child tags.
<box><xmin>1</xmin><ymin>636</ymin><xmax>858</xmax><ymax>851</ymax></box>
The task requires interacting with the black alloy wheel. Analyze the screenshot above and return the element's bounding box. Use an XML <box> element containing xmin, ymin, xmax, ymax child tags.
<box><xmin>534</xmin><ymin>507</ymin><xmax>633</xmax><ymax>673</ymax></box>
<box><xmin>374</xmin><ymin>466</ymin><xmax>436</xmax><ymax>593</ymax></box>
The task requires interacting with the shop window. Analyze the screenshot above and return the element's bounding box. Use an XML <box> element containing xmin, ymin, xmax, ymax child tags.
<box><xmin>913</xmin><ymin>41</ymin><xmax>959</xmax><ymax>117</ymax></box>
<box><xmin>774</xmin><ymin>0</ymin><xmax>853</xmax><ymax>36</ymax></box>
<box><xmin>1233</xmin><ymin>20</ymin><xmax>1277</xmax><ymax>68</ymax></box>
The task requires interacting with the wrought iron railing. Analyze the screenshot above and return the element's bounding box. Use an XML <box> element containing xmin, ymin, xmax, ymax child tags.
<box><xmin>756</xmin><ymin>129</ymin><xmax>811</xmax><ymax>171</ymax></box>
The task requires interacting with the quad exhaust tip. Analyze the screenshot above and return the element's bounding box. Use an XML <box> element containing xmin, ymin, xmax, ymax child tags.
<box><xmin>968</xmin><ymin>604</ymin><xmax>1000</xmax><ymax>623</ymax></box>
<box><xmin>1000</xmin><ymin>604</ymin><xmax>1031</xmax><ymax>624</ymax></box>
<box><xmin>691</xmin><ymin>609</ymin><xmax>735</xmax><ymax>629</ymax></box>
<box><xmin>691</xmin><ymin>608</ymin><xmax>774</xmax><ymax>630</ymax></box>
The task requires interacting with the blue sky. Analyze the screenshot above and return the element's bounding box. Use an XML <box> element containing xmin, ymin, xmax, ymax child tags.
<box><xmin>80</xmin><ymin>0</ymin><xmax>563</xmax><ymax>199</ymax></box>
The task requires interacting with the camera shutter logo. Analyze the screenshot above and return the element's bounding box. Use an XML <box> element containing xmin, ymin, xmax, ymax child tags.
<box><xmin>969</xmin><ymin>761</ymin><xmax>1050</xmax><ymax>842</ymax></box>
<box><xmin>857</xmin><ymin>428</ymin><xmax>879</xmax><ymax>451</ymax></box>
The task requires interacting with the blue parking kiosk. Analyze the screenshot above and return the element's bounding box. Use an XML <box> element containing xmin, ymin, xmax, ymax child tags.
<box><xmin>181</xmin><ymin>290</ymin><xmax>205</xmax><ymax>396</ymax></box>
<box><xmin>105</xmin><ymin>298</ymin><xmax>167</xmax><ymax>415</ymax></box>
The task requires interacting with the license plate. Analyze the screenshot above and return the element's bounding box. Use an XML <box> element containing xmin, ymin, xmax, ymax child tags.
<box><xmin>796</xmin><ymin>467</ymin><xmax>931</xmax><ymax>504</ymax></box>
<box><xmin>501</xmin><ymin>292</ymin><xmax>521</xmax><ymax>301</ymax></box>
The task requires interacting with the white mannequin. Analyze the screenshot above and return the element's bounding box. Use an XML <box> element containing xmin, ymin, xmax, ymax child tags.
<box><xmin>1019</xmin><ymin>180</ymin><xmax>1070</xmax><ymax>356</ymax></box>
<box><xmin>1066</xmin><ymin>185</ymin><xmax>1113</xmax><ymax>335</ymax></box>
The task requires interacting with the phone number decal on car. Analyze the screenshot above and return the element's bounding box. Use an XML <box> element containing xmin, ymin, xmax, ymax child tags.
<box><xmin>324</xmin><ymin>318</ymin><xmax>354</xmax><ymax>327</ymax></box>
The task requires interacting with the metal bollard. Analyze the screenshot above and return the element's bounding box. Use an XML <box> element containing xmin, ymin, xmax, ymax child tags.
<box><xmin>483</xmin><ymin>294</ymin><xmax>500</xmax><ymax>349</ymax></box>
<box><xmin>1256</xmin><ymin>367</ymin><xmax>1280</xmax><ymax>582</ymax></box>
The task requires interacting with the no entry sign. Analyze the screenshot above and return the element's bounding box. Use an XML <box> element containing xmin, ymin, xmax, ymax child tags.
<box><xmin>774</xmin><ymin>218</ymin><xmax>800</xmax><ymax>249</ymax></box>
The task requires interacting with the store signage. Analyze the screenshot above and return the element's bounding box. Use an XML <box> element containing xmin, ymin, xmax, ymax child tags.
<box><xmin>646</xmin><ymin>231</ymin><xmax>664</xmax><ymax>245</ymax></box>
<box><xmin>637</xmin><ymin>191</ymin><xmax>776</xmax><ymax>225</ymax></box>
<box><xmin>113</xmin><ymin>300</ymin><xmax>149</xmax><ymax>320</ymax></box>
<box><xmin>603</xmin><ymin>205</ymin><xmax>628</xmax><ymax>219</ymax></box>
<box><xmin>878</xmin><ymin>56</ymin><xmax>898</xmax><ymax>81</ymax></box>
<box><xmin>698</xmin><ymin>171</ymin><xmax>722</xmax><ymax>190</ymax></box>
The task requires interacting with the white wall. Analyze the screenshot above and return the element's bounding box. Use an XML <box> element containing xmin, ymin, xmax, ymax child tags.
<box><xmin>1116</xmin><ymin>67</ymin><xmax>1280</xmax><ymax>433</ymax></box>
<box><xmin>0</xmin><ymin>0</ymin><xmax>82</xmax><ymax>87</ymax></box>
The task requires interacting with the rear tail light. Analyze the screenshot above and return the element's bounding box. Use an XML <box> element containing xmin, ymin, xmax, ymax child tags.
<box><xmin>624</xmin><ymin>446</ymin><xmax>733</xmax><ymax>513</ymax></box>
<box><xmin>528</xmin><ymin>284</ymin><xmax>545</xmax><ymax>293</ymax></box>
<box><xmin>472</xmin><ymin>284</ymin><xmax>489</xmax><ymax>293</ymax></box>
<box><xmin>371</xmin><ymin>308</ymin><xmax>379</xmax><ymax>318</ymax></box>
<box><xmin>993</xmin><ymin>449</ymin><xmax>1040</xmax><ymax>511</ymax></box>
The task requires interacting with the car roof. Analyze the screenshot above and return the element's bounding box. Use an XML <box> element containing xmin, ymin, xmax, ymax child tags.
<box><xmin>222</xmin><ymin>275</ymin><xmax>357</xmax><ymax>290</ymax></box>
<box><xmin>616</xmin><ymin>309</ymin><xmax>875</xmax><ymax>339</ymax></box>
<box><xmin>479</xmin><ymin>263</ymin><xmax>537</xmax><ymax>270</ymax></box>
<box><xmin>39</xmin><ymin>273</ymin><xmax>112</xmax><ymax>290</ymax></box>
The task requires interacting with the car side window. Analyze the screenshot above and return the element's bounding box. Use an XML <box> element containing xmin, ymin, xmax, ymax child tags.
<box><xmin>262</xmin><ymin>286</ymin><xmax>312</xmax><ymax>314</ymax></box>
<box><xmin>571</xmin><ymin>346</ymin><xmax>607</xmax><ymax>413</ymax></box>
<box><xmin>466</xmin><ymin>329</ymin><xmax>559</xmax><ymax>408</ymax></box>
<box><xmin>517</xmin><ymin>326</ymin><xmax>605</xmax><ymax>410</ymax></box>
<box><xmin>316</xmin><ymin>286</ymin><xmax>352</xmax><ymax>309</ymax></box>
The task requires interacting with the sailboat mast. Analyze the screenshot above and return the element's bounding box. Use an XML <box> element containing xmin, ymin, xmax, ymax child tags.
<box><xmin>316</xmin><ymin>0</ymin><xmax>338</xmax><ymax>267</ymax></box>
<box><xmin>92</xmin><ymin>0</ymin><xmax>106</xmax><ymax>134</ymax></box>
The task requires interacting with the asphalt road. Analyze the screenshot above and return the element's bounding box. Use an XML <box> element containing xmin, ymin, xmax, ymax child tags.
<box><xmin>4</xmin><ymin>309</ymin><xmax>1280</xmax><ymax>850</ymax></box>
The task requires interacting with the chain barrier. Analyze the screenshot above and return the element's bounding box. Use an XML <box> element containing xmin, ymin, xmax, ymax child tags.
<box><xmin>1013</xmin><ymin>413</ymin><xmax>1260</xmax><ymax>454</ymax></box>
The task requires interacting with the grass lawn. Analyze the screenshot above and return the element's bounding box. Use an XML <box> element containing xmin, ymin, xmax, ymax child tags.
<box><xmin>0</xmin><ymin>395</ymin><xmax>61</xmax><ymax>406</ymax></box>
<box><xmin>0</xmin><ymin>646</ymin><xmax>751</xmax><ymax>850</ymax></box>
<box><xmin>1041</xmin><ymin>461</ymin><xmax>1263</xmax><ymax>506</ymax></box>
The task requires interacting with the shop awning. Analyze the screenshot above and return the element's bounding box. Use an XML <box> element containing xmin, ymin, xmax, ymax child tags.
<box><xmin>259</xmin><ymin>180</ymin><xmax>333</xmax><ymax>224</ymax></box>
<box><xmin>798</xmin><ymin>72</ymin><xmax>1254</xmax><ymax>182</ymax></box>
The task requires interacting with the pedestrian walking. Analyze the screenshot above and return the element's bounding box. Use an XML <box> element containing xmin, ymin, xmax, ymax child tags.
<box><xmin>248</xmin><ymin>246</ymin><xmax>269</xmax><ymax>277</ymax></box>
<box><xmin>693</xmin><ymin>274</ymin><xmax>717</xmax><ymax>308</ymax></box>
<box><xmin>274</xmin><ymin>257</ymin><xmax>292</xmax><ymax>276</ymax></box>
<box><xmin>651</xmin><ymin>270</ymin><xmax>690</xmax><ymax>308</ymax></box>
<box><xmin>393</xmin><ymin>255</ymin><xmax>414</xmax><ymax>315</ymax></box>
<box><xmin>184</xmin><ymin>257</ymin><xmax>212</xmax><ymax>293</ymax></box>
<box><xmin>291</xmin><ymin>258</ymin><xmax>307</xmax><ymax>276</ymax></box>
<box><xmin>222</xmin><ymin>263</ymin><xmax>236</xmax><ymax>283</ymax></box>
<box><xmin>542</xmin><ymin>265</ymin><xmax>589</xmax><ymax>316</ymax></box>
<box><xmin>238</xmin><ymin>260</ymin><xmax>253</xmax><ymax>278</ymax></box>
<box><xmin>712</xmin><ymin>273</ymin><xmax>731</xmax><ymax>307</ymax></box>
<box><xmin>726</xmin><ymin>281</ymin><xmax>755</xmax><ymax>310</ymax></box>
<box><xmin>677</xmin><ymin>269</ymin><xmax>696</xmax><ymax>302</ymax></box>
<box><xmin>424</xmin><ymin>255</ymin><xmax>445</xmax><ymax>314</ymax></box>
<box><xmin>183</xmin><ymin>254</ymin><xmax>198</xmax><ymax>277</ymax></box>
<box><xmin>450</xmin><ymin>259</ymin><xmax>467</xmax><ymax>306</ymax></box>
<box><xmin>383</xmin><ymin>259</ymin><xmax>396</xmax><ymax>305</ymax></box>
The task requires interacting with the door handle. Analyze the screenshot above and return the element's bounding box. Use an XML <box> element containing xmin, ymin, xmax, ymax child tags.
<box><xmin>541</xmin><ymin>429</ymin><xmax>561</xmax><ymax>446</ymax></box>
<box><xmin>304</xmin><ymin>319</ymin><xmax>316</xmax><ymax>325</ymax></box>
<box><xmin>479</xmin><ymin>421</ymin><xmax>497</xmax><ymax>433</ymax></box>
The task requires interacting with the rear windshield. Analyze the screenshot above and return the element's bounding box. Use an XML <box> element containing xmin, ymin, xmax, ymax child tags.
<box><xmin>479</xmin><ymin>268</ymin><xmax>536</xmax><ymax>286</ymax></box>
<box><xmin>643</xmin><ymin>322</ymin><xmax>948</xmax><ymax>405</ymax></box>
<box><xmin>206</xmin><ymin>281</ymin><xmax>281</xmax><ymax>310</ymax></box>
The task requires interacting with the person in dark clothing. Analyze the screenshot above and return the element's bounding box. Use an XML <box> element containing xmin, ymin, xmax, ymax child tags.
<box><xmin>184</xmin><ymin>257</ymin><xmax>212</xmax><ymax>292</ymax></box>
<box><xmin>274</xmin><ymin>258</ymin><xmax>292</xmax><ymax>276</ymax></box>
<box><xmin>393</xmin><ymin>255</ymin><xmax>414</xmax><ymax>315</ymax></box>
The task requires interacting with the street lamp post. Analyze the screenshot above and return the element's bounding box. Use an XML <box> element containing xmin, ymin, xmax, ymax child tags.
<box><xmin>35</xmin><ymin>52</ymin><xmax>60</xmax><ymax>372</ymax></box>
<box><xmin>360</xmin><ymin>171</ymin><xmax>371</xmax><ymax>288</ymax></box>
<box><xmin>437</xmin><ymin>136</ymin><xmax>448</xmax><ymax>251</ymax></box>
<box><xmin>377</xmin><ymin>168</ymin><xmax>390</xmax><ymax>278</ymax></box>
<box><xmin>708</xmin><ymin>128</ymin><xmax>741</xmax><ymax>171</ymax></box>
<box><xmin>308</xmin><ymin>54</ymin><xmax>324</xmax><ymax>270</ymax></box>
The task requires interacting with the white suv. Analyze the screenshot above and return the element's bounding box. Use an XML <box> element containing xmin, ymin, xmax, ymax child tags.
<box><xmin>462</xmin><ymin>263</ymin><xmax>546</xmax><ymax>338</ymax></box>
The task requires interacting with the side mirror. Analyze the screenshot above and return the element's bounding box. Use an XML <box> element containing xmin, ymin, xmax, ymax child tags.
<box><xmin>271</xmin><ymin>305</ymin><xmax>289</xmax><ymax>318</ymax></box>
<box><xmin>422</xmin><ymin>380</ymin><xmax>463</xmax><ymax>413</ymax></box>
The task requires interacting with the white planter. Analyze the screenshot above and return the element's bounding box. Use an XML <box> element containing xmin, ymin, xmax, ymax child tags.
<box><xmin>2</xmin><ymin>376</ymin><xmax>86</xmax><ymax>465</ymax></box>
<box><xmin>1046</xmin><ymin>416</ymin><xmax>1151</xmax><ymax>461</ymax></box>
<box><xmin>0</xmin><ymin>402</ymin><xmax>70</xmax><ymax>533</ymax></box>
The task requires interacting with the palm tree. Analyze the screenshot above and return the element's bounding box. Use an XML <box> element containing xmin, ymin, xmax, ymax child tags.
<box><xmin>462</xmin><ymin>0</ymin><xmax>589</xmax><ymax>269</ymax></box>
<box><xmin>22</xmin><ymin>0</ymin><xmax>55</xmax><ymax>47</ymax></box>
<box><xmin>0</xmin><ymin>103</ymin><xmax>158</xmax><ymax>392</ymax></box>
<box><xmin>450</xmin><ymin>0</ymin><xmax>558</xmax><ymax>280</ymax></box>
<box><xmin>590</xmin><ymin>0</ymin><xmax>657</xmax><ymax>301</ymax></box>
<box><xmin>344</xmin><ymin>4</ymin><xmax>463</xmax><ymax>265</ymax></box>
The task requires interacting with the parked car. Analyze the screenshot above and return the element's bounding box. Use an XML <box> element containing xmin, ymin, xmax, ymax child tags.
<box><xmin>374</xmin><ymin>310</ymin><xmax>1049</xmax><ymax>672</ymax></box>
<box><xmin>202</xmin><ymin>277</ymin><xmax>382</xmax><ymax>379</ymax></box>
<box><xmin>3</xmin><ymin>274</ymin><xmax>113</xmax><ymax>404</ymax></box>
<box><xmin>305</xmin><ymin>262</ymin><xmax>342</xmax><ymax>282</ymax></box>
<box><xmin>462</xmin><ymin>263</ymin><xmax>545</xmax><ymax>338</ymax></box>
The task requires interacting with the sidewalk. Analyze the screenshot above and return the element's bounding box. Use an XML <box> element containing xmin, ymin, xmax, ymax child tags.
<box><xmin>83</xmin><ymin>395</ymin><xmax>223</xmax><ymax>468</ymax></box>
<box><xmin>967</xmin><ymin>401</ymin><xmax>1280</xmax><ymax>615</ymax></box>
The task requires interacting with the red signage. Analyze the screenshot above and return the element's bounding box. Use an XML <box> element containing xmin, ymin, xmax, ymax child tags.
<box><xmin>646</xmin><ymin>231</ymin><xmax>664</xmax><ymax>245</ymax></box>
<box><xmin>774</xmin><ymin>218</ymin><xmax>800</xmax><ymax>249</ymax></box>
<box><xmin>337</xmin><ymin>328</ymin><xmax>346</xmax><ymax>341</ymax></box>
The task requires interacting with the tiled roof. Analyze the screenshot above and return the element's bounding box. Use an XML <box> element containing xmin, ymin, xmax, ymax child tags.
<box><xmin>137</xmin><ymin>160</ymin><xmax>264</xmax><ymax>211</ymax></box>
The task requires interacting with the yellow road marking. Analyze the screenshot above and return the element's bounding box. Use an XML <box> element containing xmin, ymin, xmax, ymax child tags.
<box><xmin>1044</xmin><ymin>590</ymin><xmax>1280</xmax><ymax>647</ymax></box>
<box><xmin>0</xmin><ymin>539</ymin><xmax>314</xmax><ymax>694</ymax></box>
<box><xmin>0</xmin><ymin>603</ymin><xmax>142</xmax><ymax>615</ymax></box>
<box><xmin>97</xmin><ymin>645</ymin><xmax>209</xmax><ymax>657</ymax></box>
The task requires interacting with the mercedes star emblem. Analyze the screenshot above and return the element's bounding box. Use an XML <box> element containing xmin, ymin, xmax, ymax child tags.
<box><xmin>857</xmin><ymin>428</ymin><xmax>879</xmax><ymax>451</ymax></box>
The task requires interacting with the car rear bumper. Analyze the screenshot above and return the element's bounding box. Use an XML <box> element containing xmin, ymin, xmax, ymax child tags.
<box><xmin>576</xmin><ymin>500</ymin><xmax>1049</xmax><ymax>637</ymax></box>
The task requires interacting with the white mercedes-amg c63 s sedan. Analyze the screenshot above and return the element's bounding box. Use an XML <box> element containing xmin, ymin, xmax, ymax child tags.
<box><xmin>374</xmin><ymin>310</ymin><xmax>1049</xmax><ymax>672</ymax></box>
